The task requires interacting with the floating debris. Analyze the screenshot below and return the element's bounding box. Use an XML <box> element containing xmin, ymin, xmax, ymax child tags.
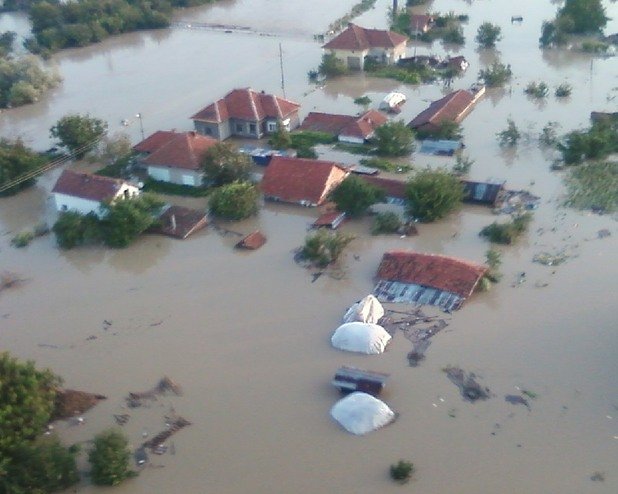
<box><xmin>505</xmin><ymin>395</ymin><xmax>530</xmax><ymax>410</ymax></box>
<box><xmin>533</xmin><ymin>251</ymin><xmax>569</xmax><ymax>266</ymax></box>
<box><xmin>114</xmin><ymin>414</ymin><xmax>130</xmax><ymax>426</ymax></box>
<box><xmin>444</xmin><ymin>367</ymin><xmax>492</xmax><ymax>402</ymax></box>
<box><xmin>142</xmin><ymin>416</ymin><xmax>191</xmax><ymax>453</ymax></box>
<box><xmin>0</xmin><ymin>271</ymin><xmax>27</xmax><ymax>293</ymax></box>
<box><xmin>135</xmin><ymin>447</ymin><xmax>148</xmax><ymax>466</ymax></box>
<box><xmin>590</xmin><ymin>471</ymin><xmax>605</xmax><ymax>482</ymax></box>
<box><xmin>126</xmin><ymin>376</ymin><xmax>183</xmax><ymax>407</ymax></box>
<box><xmin>597</xmin><ymin>229</ymin><xmax>611</xmax><ymax>239</ymax></box>
<box><xmin>53</xmin><ymin>389</ymin><xmax>106</xmax><ymax>420</ymax></box>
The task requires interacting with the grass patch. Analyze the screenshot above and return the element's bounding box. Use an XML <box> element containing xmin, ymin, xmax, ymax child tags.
<box><xmin>360</xmin><ymin>157</ymin><xmax>412</xmax><ymax>173</ymax></box>
<box><xmin>142</xmin><ymin>178</ymin><xmax>210</xmax><ymax>197</ymax></box>
<box><xmin>564</xmin><ymin>161</ymin><xmax>618</xmax><ymax>213</ymax></box>
<box><xmin>11</xmin><ymin>231</ymin><xmax>35</xmax><ymax>248</ymax></box>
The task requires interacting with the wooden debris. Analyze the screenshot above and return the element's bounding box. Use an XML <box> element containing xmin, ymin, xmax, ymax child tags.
<box><xmin>142</xmin><ymin>416</ymin><xmax>191</xmax><ymax>453</ymax></box>
<box><xmin>127</xmin><ymin>376</ymin><xmax>183</xmax><ymax>406</ymax></box>
<box><xmin>0</xmin><ymin>271</ymin><xmax>27</xmax><ymax>293</ymax></box>
<box><xmin>53</xmin><ymin>389</ymin><xmax>107</xmax><ymax>420</ymax></box>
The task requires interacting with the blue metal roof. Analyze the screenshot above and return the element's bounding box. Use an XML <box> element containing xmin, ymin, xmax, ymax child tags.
<box><xmin>419</xmin><ymin>139</ymin><xmax>463</xmax><ymax>156</ymax></box>
<box><xmin>373</xmin><ymin>280</ymin><xmax>464</xmax><ymax>312</ymax></box>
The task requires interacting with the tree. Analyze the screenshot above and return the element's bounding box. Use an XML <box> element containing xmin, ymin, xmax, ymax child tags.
<box><xmin>480</xmin><ymin>213</ymin><xmax>532</xmax><ymax>244</ymax></box>
<box><xmin>209</xmin><ymin>181</ymin><xmax>259</xmax><ymax>220</ymax></box>
<box><xmin>478</xmin><ymin>62</ymin><xmax>512</xmax><ymax>87</ymax></box>
<box><xmin>497</xmin><ymin>118</ymin><xmax>521</xmax><ymax>146</ymax></box>
<box><xmin>405</xmin><ymin>168</ymin><xmax>463</xmax><ymax>222</ymax></box>
<box><xmin>99</xmin><ymin>193</ymin><xmax>163</xmax><ymax>248</ymax></box>
<box><xmin>558</xmin><ymin>0</ymin><xmax>608</xmax><ymax>33</ymax></box>
<box><xmin>88</xmin><ymin>429</ymin><xmax>135</xmax><ymax>486</ymax></box>
<box><xmin>353</xmin><ymin>95</ymin><xmax>371</xmax><ymax>110</ymax></box>
<box><xmin>318</xmin><ymin>53</ymin><xmax>348</xmax><ymax>77</ymax></box>
<box><xmin>0</xmin><ymin>352</ymin><xmax>61</xmax><ymax>457</ymax></box>
<box><xmin>331</xmin><ymin>175</ymin><xmax>384</xmax><ymax>217</ymax></box>
<box><xmin>49</xmin><ymin>114</ymin><xmax>107</xmax><ymax>158</ymax></box>
<box><xmin>374</xmin><ymin>120</ymin><xmax>415</xmax><ymax>156</ymax></box>
<box><xmin>201</xmin><ymin>142</ymin><xmax>252</xmax><ymax>186</ymax></box>
<box><xmin>0</xmin><ymin>138</ymin><xmax>46</xmax><ymax>196</ymax></box>
<box><xmin>484</xmin><ymin>249</ymin><xmax>503</xmax><ymax>283</ymax></box>
<box><xmin>416</xmin><ymin>119</ymin><xmax>462</xmax><ymax>140</ymax></box>
<box><xmin>475</xmin><ymin>22</ymin><xmax>502</xmax><ymax>48</ymax></box>
<box><xmin>390</xmin><ymin>460</ymin><xmax>414</xmax><ymax>483</ymax></box>
<box><xmin>268</xmin><ymin>122</ymin><xmax>292</xmax><ymax>149</ymax></box>
<box><xmin>52</xmin><ymin>211</ymin><xmax>101</xmax><ymax>249</ymax></box>
<box><xmin>452</xmin><ymin>154</ymin><xmax>474</xmax><ymax>176</ymax></box>
<box><xmin>372</xmin><ymin>212</ymin><xmax>402</xmax><ymax>235</ymax></box>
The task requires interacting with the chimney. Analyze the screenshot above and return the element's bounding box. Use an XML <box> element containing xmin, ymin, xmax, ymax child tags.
<box><xmin>189</xmin><ymin>131</ymin><xmax>196</xmax><ymax>137</ymax></box>
<box><xmin>170</xmin><ymin>214</ymin><xmax>177</xmax><ymax>231</ymax></box>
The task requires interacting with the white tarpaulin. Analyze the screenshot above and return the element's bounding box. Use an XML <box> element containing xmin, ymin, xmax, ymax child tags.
<box><xmin>331</xmin><ymin>322</ymin><xmax>392</xmax><ymax>354</ymax></box>
<box><xmin>343</xmin><ymin>294</ymin><xmax>385</xmax><ymax>324</ymax></box>
<box><xmin>330</xmin><ymin>392</ymin><xmax>395</xmax><ymax>435</ymax></box>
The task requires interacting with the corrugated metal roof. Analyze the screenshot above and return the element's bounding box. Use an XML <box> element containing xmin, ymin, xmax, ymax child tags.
<box><xmin>419</xmin><ymin>139</ymin><xmax>463</xmax><ymax>156</ymax></box>
<box><xmin>461</xmin><ymin>180</ymin><xmax>505</xmax><ymax>205</ymax></box>
<box><xmin>373</xmin><ymin>280</ymin><xmax>464</xmax><ymax>312</ymax></box>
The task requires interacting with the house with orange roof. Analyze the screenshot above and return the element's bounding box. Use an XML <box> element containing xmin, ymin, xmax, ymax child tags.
<box><xmin>191</xmin><ymin>88</ymin><xmax>301</xmax><ymax>140</ymax></box>
<box><xmin>300</xmin><ymin>110</ymin><xmax>388</xmax><ymax>144</ymax></box>
<box><xmin>52</xmin><ymin>169</ymin><xmax>140</xmax><ymax>217</ymax></box>
<box><xmin>322</xmin><ymin>23</ymin><xmax>408</xmax><ymax>70</ymax></box>
<box><xmin>133</xmin><ymin>130</ymin><xmax>218</xmax><ymax>186</ymax></box>
<box><xmin>261</xmin><ymin>156</ymin><xmax>349</xmax><ymax>207</ymax></box>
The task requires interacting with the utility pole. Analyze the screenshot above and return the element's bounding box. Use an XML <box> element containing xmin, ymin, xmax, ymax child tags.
<box><xmin>136</xmin><ymin>113</ymin><xmax>145</xmax><ymax>141</ymax></box>
<box><xmin>279</xmin><ymin>43</ymin><xmax>286</xmax><ymax>98</ymax></box>
<box><xmin>393</xmin><ymin>0</ymin><xmax>398</xmax><ymax>15</ymax></box>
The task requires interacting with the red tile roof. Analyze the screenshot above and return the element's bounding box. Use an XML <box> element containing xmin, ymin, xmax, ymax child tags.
<box><xmin>154</xmin><ymin>205</ymin><xmax>208</xmax><ymax>239</ymax></box>
<box><xmin>361</xmin><ymin>176</ymin><xmax>407</xmax><ymax>200</ymax></box>
<box><xmin>408</xmin><ymin>90</ymin><xmax>474</xmax><ymax>129</ymax></box>
<box><xmin>52</xmin><ymin>169</ymin><xmax>133</xmax><ymax>202</ymax></box>
<box><xmin>261</xmin><ymin>156</ymin><xmax>349</xmax><ymax>206</ymax></box>
<box><xmin>140</xmin><ymin>131</ymin><xmax>218</xmax><ymax>171</ymax></box>
<box><xmin>323</xmin><ymin>24</ymin><xmax>408</xmax><ymax>51</ymax></box>
<box><xmin>132</xmin><ymin>130</ymin><xmax>177</xmax><ymax>154</ymax></box>
<box><xmin>376</xmin><ymin>251</ymin><xmax>488</xmax><ymax>298</ymax></box>
<box><xmin>191</xmin><ymin>88</ymin><xmax>300</xmax><ymax>123</ymax></box>
<box><xmin>300</xmin><ymin>110</ymin><xmax>388</xmax><ymax>140</ymax></box>
<box><xmin>236</xmin><ymin>231</ymin><xmax>267</xmax><ymax>250</ymax></box>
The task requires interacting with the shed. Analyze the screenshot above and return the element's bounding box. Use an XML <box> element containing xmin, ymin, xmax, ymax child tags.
<box><xmin>461</xmin><ymin>180</ymin><xmax>506</xmax><ymax>206</ymax></box>
<box><xmin>332</xmin><ymin>366</ymin><xmax>390</xmax><ymax>396</ymax></box>
<box><xmin>313</xmin><ymin>211</ymin><xmax>346</xmax><ymax>229</ymax></box>
<box><xmin>236</xmin><ymin>231</ymin><xmax>267</xmax><ymax>250</ymax></box>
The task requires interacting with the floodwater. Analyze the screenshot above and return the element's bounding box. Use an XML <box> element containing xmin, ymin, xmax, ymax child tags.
<box><xmin>1</xmin><ymin>1</ymin><xmax>618</xmax><ymax>493</ymax></box>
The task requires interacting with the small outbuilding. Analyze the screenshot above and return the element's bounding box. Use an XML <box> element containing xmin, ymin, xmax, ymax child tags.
<box><xmin>313</xmin><ymin>211</ymin><xmax>346</xmax><ymax>230</ymax></box>
<box><xmin>331</xmin><ymin>322</ymin><xmax>392</xmax><ymax>355</ymax></box>
<box><xmin>332</xmin><ymin>366</ymin><xmax>390</xmax><ymax>396</ymax></box>
<box><xmin>330</xmin><ymin>392</ymin><xmax>396</xmax><ymax>435</ymax></box>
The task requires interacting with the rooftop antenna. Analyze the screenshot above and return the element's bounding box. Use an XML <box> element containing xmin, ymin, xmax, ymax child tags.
<box><xmin>279</xmin><ymin>43</ymin><xmax>286</xmax><ymax>98</ymax></box>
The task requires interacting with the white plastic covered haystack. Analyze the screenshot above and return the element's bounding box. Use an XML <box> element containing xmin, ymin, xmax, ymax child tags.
<box><xmin>331</xmin><ymin>322</ymin><xmax>391</xmax><ymax>354</ymax></box>
<box><xmin>343</xmin><ymin>294</ymin><xmax>385</xmax><ymax>324</ymax></box>
<box><xmin>330</xmin><ymin>392</ymin><xmax>395</xmax><ymax>435</ymax></box>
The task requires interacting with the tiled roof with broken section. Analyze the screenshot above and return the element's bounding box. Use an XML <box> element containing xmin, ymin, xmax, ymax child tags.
<box><xmin>191</xmin><ymin>88</ymin><xmax>300</xmax><ymax>123</ymax></box>
<box><xmin>376</xmin><ymin>251</ymin><xmax>487</xmax><ymax>299</ymax></box>
<box><xmin>323</xmin><ymin>24</ymin><xmax>408</xmax><ymax>50</ymax></box>
<box><xmin>261</xmin><ymin>156</ymin><xmax>349</xmax><ymax>206</ymax></box>
<box><xmin>340</xmin><ymin>110</ymin><xmax>388</xmax><ymax>139</ymax></box>
<box><xmin>408</xmin><ymin>90</ymin><xmax>474</xmax><ymax>129</ymax></box>
<box><xmin>141</xmin><ymin>131</ymin><xmax>218</xmax><ymax>171</ymax></box>
<box><xmin>361</xmin><ymin>176</ymin><xmax>407</xmax><ymax>200</ymax></box>
<box><xmin>236</xmin><ymin>231</ymin><xmax>267</xmax><ymax>250</ymax></box>
<box><xmin>155</xmin><ymin>205</ymin><xmax>208</xmax><ymax>239</ymax></box>
<box><xmin>52</xmin><ymin>169</ymin><xmax>132</xmax><ymax>202</ymax></box>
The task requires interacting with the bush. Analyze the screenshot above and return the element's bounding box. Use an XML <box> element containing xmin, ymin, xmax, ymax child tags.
<box><xmin>209</xmin><ymin>181</ymin><xmax>259</xmax><ymax>220</ymax></box>
<box><xmin>301</xmin><ymin>230</ymin><xmax>354</xmax><ymax>268</ymax></box>
<box><xmin>452</xmin><ymin>154</ymin><xmax>474</xmax><ymax>176</ymax></box>
<box><xmin>484</xmin><ymin>248</ymin><xmax>503</xmax><ymax>283</ymax></box>
<box><xmin>268</xmin><ymin>122</ymin><xmax>292</xmax><ymax>149</ymax></box>
<box><xmin>374</xmin><ymin>120</ymin><xmax>415</xmax><ymax>157</ymax></box>
<box><xmin>11</xmin><ymin>230</ymin><xmax>34</xmax><ymax>248</ymax></box>
<box><xmin>318</xmin><ymin>53</ymin><xmax>348</xmax><ymax>77</ymax></box>
<box><xmin>497</xmin><ymin>119</ymin><xmax>521</xmax><ymax>147</ymax></box>
<box><xmin>372</xmin><ymin>212</ymin><xmax>402</xmax><ymax>234</ymax></box>
<box><xmin>290</xmin><ymin>131</ymin><xmax>337</xmax><ymax>149</ymax></box>
<box><xmin>353</xmin><ymin>95</ymin><xmax>371</xmax><ymax>108</ymax></box>
<box><xmin>390</xmin><ymin>460</ymin><xmax>414</xmax><ymax>483</ymax></box>
<box><xmin>359</xmin><ymin>157</ymin><xmax>412</xmax><ymax>173</ymax></box>
<box><xmin>88</xmin><ymin>429</ymin><xmax>135</xmax><ymax>486</ymax></box>
<box><xmin>415</xmin><ymin>120</ymin><xmax>462</xmax><ymax>140</ymax></box>
<box><xmin>554</xmin><ymin>83</ymin><xmax>572</xmax><ymax>98</ymax></box>
<box><xmin>331</xmin><ymin>175</ymin><xmax>384</xmax><ymax>217</ymax></box>
<box><xmin>442</xmin><ymin>26</ymin><xmax>465</xmax><ymax>44</ymax></box>
<box><xmin>0</xmin><ymin>55</ymin><xmax>60</xmax><ymax>109</ymax></box>
<box><xmin>478</xmin><ymin>62</ymin><xmax>512</xmax><ymax>87</ymax></box>
<box><xmin>201</xmin><ymin>142</ymin><xmax>252</xmax><ymax>186</ymax></box>
<box><xmin>405</xmin><ymin>168</ymin><xmax>464</xmax><ymax>222</ymax></box>
<box><xmin>480</xmin><ymin>213</ymin><xmax>532</xmax><ymax>244</ymax></box>
<box><xmin>581</xmin><ymin>39</ymin><xmax>609</xmax><ymax>53</ymax></box>
<box><xmin>524</xmin><ymin>81</ymin><xmax>549</xmax><ymax>98</ymax></box>
<box><xmin>539</xmin><ymin>122</ymin><xmax>560</xmax><ymax>147</ymax></box>
<box><xmin>295</xmin><ymin>146</ymin><xmax>318</xmax><ymax>159</ymax></box>
<box><xmin>558</xmin><ymin>121</ymin><xmax>618</xmax><ymax>164</ymax></box>
<box><xmin>0</xmin><ymin>138</ymin><xmax>46</xmax><ymax>196</ymax></box>
<box><xmin>52</xmin><ymin>211</ymin><xmax>99</xmax><ymax>249</ymax></box>
<box><xmin>100</xmin><ymin>194</ymin><xmax>164</xmax><ymax>248</ymax></box>
<box><xmin>475</xmin><ymin>22</ymin><xmax>502</xmax><ymax>48</ymax></box>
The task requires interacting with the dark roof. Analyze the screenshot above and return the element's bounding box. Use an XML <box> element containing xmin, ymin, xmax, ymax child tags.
<box><xmin>408</xmin><ymin>90</ymin><xmax>475</xmax><ymax>129</ymax></box>
<box><xmin>261</xmin><ymin>156</ymin><xmax>349</xmax><ymax>206</ymax></box>
<box><xmin>236</xmin><ymin>231</ymin><xmax>267</xmax><ymax>250</ymax></box>
<box><xmin>313</xmin><ymin>211</ymin><xmax>346</xmax><ymax>228</ymax></box>
<box><xmin>52</xmin><ymin>170</ymin><xmax>132</xmax><ymax>202</ymax></box>
<box><xmin>299</xmin><ymin>110</ymin><xmax>387</xmax><ymax>140</ymax></box>
<box><xmin>323</xmin><ymin>24</ymin><xmax>408</xmax><ymax>50</ymax></box>
<box><xmin>461</xmin><ymin>180</ymin><xmax>505</xmax><ymax>205</ymax></box>
<box><xmin>376</xmin><ymin>251</ymin><xmax>487</xmax><ymax>299</ymax></box>
<box><xmin>140</xmin><ymin>131</ymin><xmax>218</xmax><ymax>171</ymax></box>
<box><xmin>191</xmin><ymin>88</ymin><xmax>300</xmax><ymax>123</ymax></box>
<box><xmin>154</xmin><ymin>205</ymin><xmax>208</xmax><ymax>239</ymax></box>
<box><xmin>133</xmin><ymin>130</ymin><xmax>177</xmax><ymax>154</ymax></box>
<box><xmin>361</xmin><ymin>176</ymin><xmax>407</xmax><ymax>200</ymax></box>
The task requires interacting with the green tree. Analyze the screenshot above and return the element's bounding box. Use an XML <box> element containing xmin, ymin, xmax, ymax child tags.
<box><xmin>484</xmin><ymin>248</ymin><xmax>503</xmax><ymax>283</ymax></box>
<box><xmin>353</xmin><ymin>95</ymin><xmax>371</xmax><ymax>110</ymax></box>
<box><xmin>0</xmin><ymin>352</ymin><xmax>61</xmax><ymax>457</ymax></box>
<box><xmin>558</xmin><ymin>0</ymin><xmax>608</xmax><ymax>33</ymax></box>
<box><xmin>52</xmin><ymin>211</ymin><xmax>101</xmax><ymax>249</ymax></box>
<box><xmin>372</xmin><ymin>212</ymin><xmax>402</xmax><ymax>234</ymax></box>
<box><xmin>209</xmin><ymin>181</ymin><xmax>259</xmax><ymax>220</ymax></box>
<box><xmin>318</xmin><ymin>53</ymin><xmax>348</xmax><ymax>77</ymax></box>
<box><xmin>374</xmin><ymin>120</ymin><xmax>415</xmax><ymax>156</ymax></box>
<box><xmin>49</xmin><ymin>113</ymin><xmax>107</xmax><ymax>158</ymax></box>
<box><xmin>331</xmin><ymin>175</ymin><xmax>384</xmax><ymax>217</ymax></box>
<box><xmin>478</xmin><ymin>62</ymin><xmax>512</xmax><ymax>87</ymax></box>
<box><xmin>497</xmin><ymin>118</ymin><xmax>521</xmax><ymax>146</ymax></box>
<box><xmin>88</xmin><ymin>429</ymin><xmax>135</xmax><ymax>486</ymax></box>
<box><xmin>480</xmin><ymin>213</ymin><xmax>532</xmax><ymax>244</ymax></box>
<box><xmin>416</xmin><ymin>119</ymin><xmax>462</xmax><ymax>140</ymax></box>
<box><xmin>201</xmin><ymin>142</ymin><xmax>252</xmax><ymax>186</ymax></box>
<box><xmin>405</xmin><ymin>168</ymin><xmax>464</xmax><ymax>222</ymax></box>
<box><xmin>475</xmin><ymin>22</ymin><xmax>502</xmax><ymax>48</ymax></box>
<box><xmin>5</xmin><ymin>436</ymin><xmax>79</xmax><ymax>493</ymax></box>
<box><xmin>0</xmin><ymin>138</ymin><xmax>46</xmax><ymax>196</ymax></box>
<box><xmin>99</xmin><ymin>193</ymin><xmax>163</xmax><ymax>248</ymax></box>
<box><xmin>268</xmin><ymin>122</ymin><xmax>292</xmax><ymax>149</ymax></box>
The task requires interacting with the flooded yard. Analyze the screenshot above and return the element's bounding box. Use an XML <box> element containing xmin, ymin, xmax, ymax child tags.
<box><xmin>1</xmin><ymin>0</ymin><xmax>617</xmax><ymax>493</ymax></box>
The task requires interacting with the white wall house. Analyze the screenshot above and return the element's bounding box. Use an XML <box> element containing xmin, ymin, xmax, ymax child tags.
<box><xmin>52</xmin><ymin>169</ymin><xmax>140</xmax><ymax>217</ymax></box>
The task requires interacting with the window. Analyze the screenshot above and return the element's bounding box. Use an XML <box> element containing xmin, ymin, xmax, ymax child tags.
<box><xmin>204</xmin><ymin>127</ymin><xmax>212</xmax><ymax>135</ymax></box>
<box><xmin>249</xmin><ymin>123</ymin><xmax>257</xmax><ymax>134</ymax></box>
<box><xmin>267</xmin><ymin>121</ymin><xmax>277</xmax><ymax>133</ymax></box>
<box><xmin>236</xmin><ymin>123</ymin><xmax>244</xmax><ymax>133</ymax></box>
<box><xmin>61</xmin><ymin>205</ymin><xmax>68</xmax><ymax>211</ymax></box>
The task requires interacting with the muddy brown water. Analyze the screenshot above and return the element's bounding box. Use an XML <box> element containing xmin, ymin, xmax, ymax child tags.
<box><xmin>1</xmin><ymin>0</ymin><xmax>618</xmax><ymax>492</ymax></box>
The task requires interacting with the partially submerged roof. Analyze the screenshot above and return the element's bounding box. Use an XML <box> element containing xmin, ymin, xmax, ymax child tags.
<box><xmin>409</xmin><ymin>14</ymin><xmax>434</xmax><ymax>29</ymax></box>
<box><xmin>408</xmin><ymin>89</ymin><xmax>475</xmax><ymax>129</ymax></box>
<box><xmin>323</xmin><ymin>23</ymin><xmax>408</xmax><ymax>51</ymax></box>
<box><xmin>361</xmin><ymin>176</ymin><xmax>407</xmax><ymax>201</ymax></box>
<box><xmin>236</xmin><ymin>231</ymin><xmax>267</xmax><ymax>250</ymax></box>
<box><xmin>340</xmin><ymin>110</ymin><xmax>388</xmax><ymax>140</ymax></box>
<box><xmin>300</xmin><ymin>110</ymin><xmax>387</xmax><ymax>140</ymax></box>
<box><xmin>154</xmin><ymin>205</ymin><xmax>208</xmax><ymax>239</ymax></box>
<box><xmin>191</xmin><ymin>88</ymin><xmax>300</xmax><ymax>123</ymax></box>
<box><xmin>313</xmin><ymin>211</ymin><xmax>346</xmax><ymax>229</ymax></box>
<box><xmin>140</xmin><ymin>131</ymin><xmax>218</xmax><ymax>171</ymax></box>
<box><xmin>261</xmin><ymin>156</ymin><xmax>349</xmax><ymax>206</ymax></box>
<box><xmin>419</xmin><ymin>139</ymin><xmax>463</xmax><ymax>156</ymax></box>
<box><xmin>461</xmin><ymin>180</ymin><xmax>505</xmax><ymax>205</ymax></box>
<box><xmin>52</xmin><ymin>169</ymin><xmax>133</xmax><ymax>202</ymax></box>
<box><xmin>376</xmin><ymin>251</ymin><xmax>487</xmax><ymax>299</ymax></box>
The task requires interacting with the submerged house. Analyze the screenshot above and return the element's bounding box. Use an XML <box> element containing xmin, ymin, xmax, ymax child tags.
<box><xmin>408</xmin><ymin>86</ymin><xmax>485</xmax><ymax>135</ymax></box>
<box><xmin>322</xmin><ymin>23</ymin><xmax>408</xmax><ymax>70</ymax></box>
<box><xmin>191</xmin><ymin>88</ymin><xmax>301</xmax><ymax>140</ymax></box>
<box><xmin>153</xmin><ymin>205</ymin><xmax>208</xmax><ymax>239</ymax></box>
<box><xmin>461</xmin><ymin>180</ymin><xmax>506</xmax><ymax>206</ymax></box>
<box><xmin>261</xmin><ymin>156</ymin><xmax>349</xmax><ymax>207</ymax></box>
<box><xmin>299</xmin><ymin>110</ymin><xmax>388</xmax><ymax>144</ymax></box>
<box><xmin>409</xmin><ymin>14</ymin><xmax>434</xmax><ymax>36</ymax></box>
<box><xmin>52</xmin><ymin>169</ymin><xmax>139</xmax><ymax>217</ymax></box>
<box><xmin>361</xmin><ymin>176</ymin><xmax>407</xmax><ymax>205</ymax></box>
<box><xmin>374</xmin><ymin>251</ymin><xmax>488</xmax><ymax>311</ymax></box>
<box><xmin>134</xmin><ymin>131</ymin><xmax>218</xmax><ymax>186</ymax></box>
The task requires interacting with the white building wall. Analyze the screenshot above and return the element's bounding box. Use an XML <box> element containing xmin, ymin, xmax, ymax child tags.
<box><xmin>54</xmin><ymin>193</ymin><xmax>102</xmax><ymax>216</ymax></box>
<box><xmin>148</xmin><ymin>166</ymin><xmax>171</xmax><ymax>182</ymax></box>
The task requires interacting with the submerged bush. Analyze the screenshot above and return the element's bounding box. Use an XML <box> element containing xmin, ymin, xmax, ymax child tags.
<box><xmin>497</xmin><ymin>119</ymin><xmax>521</xmax><ymax>147</ymax></box>
<box><xmin>524</xmin><ymin>81</ymin><xmax>549</xmax><ymax>99</ymax></box>
<box><xmin>301</xmin><ymin>230</ymin><xmax>354</xmax><ymax>268</ymax></box>
<box><xmin>372</xmin><ymin>212</ymin><xmax>402</xmax><ymax>235</ymax></box>
<box><xmin>88</xmin><ymin>429</ymin><xmax>135</xmax><ymax>486</ymax></box>
<box><xmin>209</xmin><ymin>181</ymin><xmax>259</xmax><ymax>221</ymax></box>
<box><xmin>480</xmin><ymin>213</ymin><xmax>532</xmax><ymax>244</ymax></box>
<box><xmin>554</xmin><ymin>83</ymin><xmax>572</xmax><ymax>98</ymax></box>
<box><xmin>478</xmin><ymin>62</ymin><xmax>512</xmax><ymax>87</ymax></box>
<box><xmin>405</xmin><ymin>168</ymin><xmax>464</xmax><ymax>222</ymax></box>
<box><xmin>390</xmin><ymin>459</ymin><xmax>414</xmax><ymax>483</ymax></box>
